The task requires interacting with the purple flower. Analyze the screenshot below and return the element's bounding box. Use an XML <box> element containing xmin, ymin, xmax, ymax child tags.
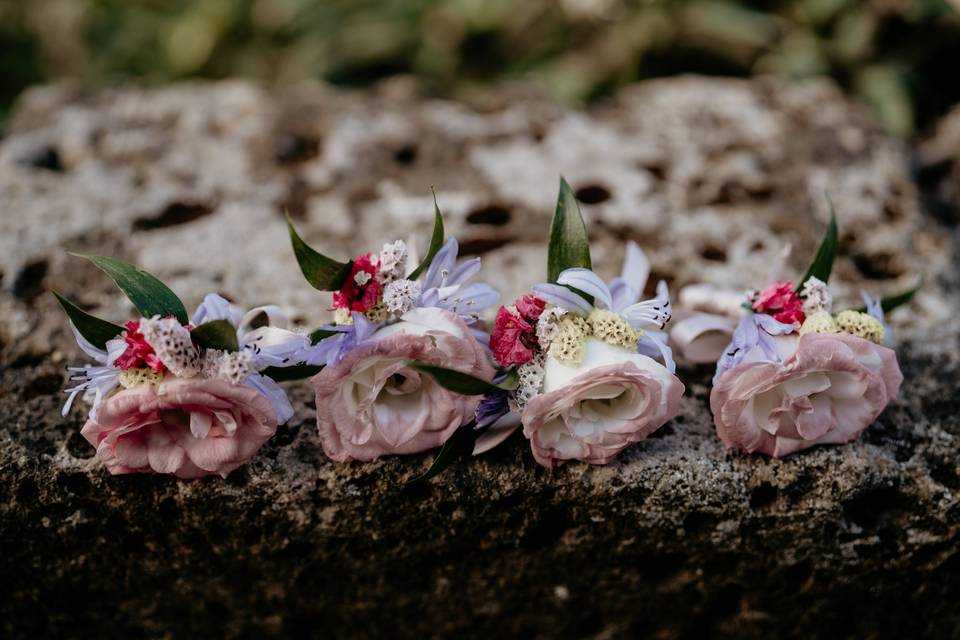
<box><xmin>713</xmin><ymin>312</ymin><xmax>796</xmax><ymax>385</ymax></box>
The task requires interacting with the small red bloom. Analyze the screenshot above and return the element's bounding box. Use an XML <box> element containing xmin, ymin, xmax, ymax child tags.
<box><xmin>332</xmin><ymin>253</ymin><xmax>382</xmax><ymax>313</ymax></box>
<box><xmin>515</xmin><ymin>294</ymin><xmax>546</xmax><ymax>324</ymax></box>
<box><xmin>489</xmin><ymin>295</ymin><xmax>546</xmax><ymax>367</ymax></box>
<box><xmin>114</xmin><ymin>320</ymin><xmax>165</xmax><ymax>372</ymax></box>
<box><xmin>752</xmin><ymin>281</ymin><xmax>806</xmax><ymax>326</ymax></box>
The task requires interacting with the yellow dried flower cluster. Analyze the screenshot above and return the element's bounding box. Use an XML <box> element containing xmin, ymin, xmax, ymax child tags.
<box><xmin>799</xmin><ymin>311</ymin><xmax>839</xmax><ymax>337</ymax></box>
<box><xmin>118</xmin><ymin>367</ymin><xmax>163</xmax><ymax>389</ymax></box>
<box><xmin>364</xmin><ymin>302</ymin><xmax>389</xmax><ymax>323</ymax></box>
<box><xmin>547</xmin><ymin>315</ymin><xmax>590</xmax><ymax>365</ymax></box>
<box><xmin>588</xmin><ymin>309</ymin><xmax>641</xmax><ymax>350</ymax></box>
<box><xmin>333</xmin><ymin>308</ymin><xmax>353</xmax><ymax>325</ymax></box>
<box><xmin>835</xmin><ymin>310</ymin><xmax>885</xmax><ymax>344</ymax></box>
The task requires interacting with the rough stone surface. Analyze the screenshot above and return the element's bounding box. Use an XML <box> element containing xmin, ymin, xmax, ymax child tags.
<box><xmin>1</xmin><ymin>76</ymin><xmax>958</xmax><ymax>638</ymax></box>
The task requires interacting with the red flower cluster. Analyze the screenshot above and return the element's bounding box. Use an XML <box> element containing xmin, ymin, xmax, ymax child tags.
<box><xmin>489</xmin><ymin>295</ymin><xmax>546</xmax><ymax>367</ymax></box>
<box><xmin>332</xmin><ymin>253</ymin><xmax>382</xmax><ymax>313</ymax></box>
<box><xmin>114</xmin><ymin>320</ymin><xmax>165</xmax><ymax>371</ymax></box>
<box><xmin>752</xmin><ymin>281</ymin><xmax>806</xmax><ymax>325</ymax></box>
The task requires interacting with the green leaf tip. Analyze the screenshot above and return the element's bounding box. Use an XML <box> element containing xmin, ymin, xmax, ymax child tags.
<box><xmin>547</xmin><ymin>176</ymin><xmax>592</xmax><ymax>284</ymax></box>
<box><xmin>407</xmin><ymin>189</ymin><xmax>445</xmax><ymax>281</ymax></box>
<box><xmin>52</xmin><ymin>290</ymin><xmax>124</xmax><ymax>351</ymax></box>
<box><xmin>285</xmin><ymin>214</ymin><xmax>354</xmax><ymax>292</ymax></box>
<box><xmin>407</xmin><ymin>421</ymin><xmax>479</xmax><ymax>484</ymax></box>
<box><xmin>795</xmin><ymin>198</ymin><xmax>838</xmax><ymax>293</ymax></box>
<box><xmin>190</xmin><ymin>319</ymin><xmax>239</xmax><ymax>352</ymax></box>
<box><xmin>410</xmin><ymin>363</ymin><xmax>510</xmax><ymax>395</ymax></box>
<box><xmin>70</xmin><ymin>253</ymin><xmax>189</xmax><ymax>324</ymax></box>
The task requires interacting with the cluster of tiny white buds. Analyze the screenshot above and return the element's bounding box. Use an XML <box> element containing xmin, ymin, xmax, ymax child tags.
<box><xmin>377</xmin><ymin>240</ymin><xmax>408</xmax><ymax>283</ymax></box>
<box><xmin>383</xmin><ymin>278</ymin><xmax>422</xmax><ymax>316</ymax></box>
<box><xmin>800</xmin><ymin>276</ymin><xmax>832</xmax><ymax>314</ymax></box>
<box><xmin>354</xmin><ymin>270</ymin><xmax>373</xmax><ymax>286</ymax></box>
<box><xmin>139</xmin><ymin>317</ymin><xmax>200</xmax><ymax>378</ymax></box>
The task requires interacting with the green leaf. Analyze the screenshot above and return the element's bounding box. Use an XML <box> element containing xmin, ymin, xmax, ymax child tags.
<box><xmin>408</xmin><ymin>421</ymin><xmax>480</xmax><ymax>484</ymax></box>
<box><xmin>407</xmin><ymin>189</ymin><xmax>445</xmax><ymax>281</ymax></box>
<box><xmin>410</xmin><ymin>363</ymin><xmax>516</xmax><ymax>395</ymax></box>
<box><xmin>547</xmin><ymin>176</ymin><xmax>592</xmax><ymax>284</ymax></box>
<box><xmin>190</xmin><ymin>319</ymin><xmax>239</xmax><ymax>352</ymax></box>
<box><xmin>72</xmin><ymin>254</ymin><xmax>189</xmax><ymax>324</ymax></box>
<box><xmin>795</xmin><ymin>200</ymin><xmax>838</xmax><ymax>293</ymax></box>
<box><xmin>261</xmin><ymin>363</ymin><xmax>323</xmax><ymax>382</ymax></box>
<box><xmin>858</xmin><ymin>276</ymin><xmax>923</xmax><ymax>314</ymax></box>
<box><xmin>286</xmin><ymin>214</ymin><xmax>354</xmax><ymax>291</ymax></box>
<box><xmin>309</xmin><ymin>327</ymin><xmax>339</xmax><ymax>344</ymax></box>
<box><xmin>52</xmin><ymin>290</ymin><xmax>124</xmax><ymax>350</ymax></box>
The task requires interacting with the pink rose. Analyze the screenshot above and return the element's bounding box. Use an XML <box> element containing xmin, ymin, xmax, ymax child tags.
<box><xmin>312</xmin><ymin>307</ymin><xmax>495</xmax><ymax>462</ymax></box>
<box><xmin>80</xmin><ymin>378</ymin><xmax>278</xmax><ymax>479</ymax></box>
<box><xmin>710</xmin><ymin>333</ymin><xmax>902</xmax><ymax>458</ymax></box>
<box><xmin>522</xmin><ymin>338</ymin><xmax>684</xmax><ymax>468</ymax></box>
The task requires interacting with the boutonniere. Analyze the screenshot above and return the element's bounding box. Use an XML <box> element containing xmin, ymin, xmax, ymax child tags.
<box><xmin>693</xmin><ymin>205</ymin><xmax>919</xmax><ymax>457</ymax></box>
<box><xmin>412</xmin><ymin>179</ymin><xmax>684</xmax><ymax>476</ymax></box>
<box><xmin>286</xmin><ymin>192</ymin><xmax>500</xmax><ymax>463</ymax></box>
<box><xmin>56</xmin><ymin>255</ymin><xmax>308</xmax><ymax>478</ymax></box>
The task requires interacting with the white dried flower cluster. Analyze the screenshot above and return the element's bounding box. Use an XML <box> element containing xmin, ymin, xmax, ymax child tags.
<box><xmin>801</xmin><ymin>276</ymin><xmax>833</xmax><ymax>314</ymax></box>
<box><xmin>202</xmin><ymin>349</ymin><xmax>255</xmax><ymax>385</ymax></box>
<box><xmin>547</xmin><ymin>315</ymin><xmax>590</xmax><ymax>366</ymax></box>
<box><xmin>118</xmin><ymin>367</ymin><xmax>163</xmax><ymax>389</ymax></box>
<box><xmin>383</xmin><ymin>278</ymin><xmax>422</xmax><ymax>316</ymax></box>
<box><xmin>509</xmin><ymin>354</ymin><xmax>546</xmax><ymax>413</ymax></box>
<box><xmin>378</xmin><ymin>240</ymin><xmax>408</xmax><ymax>283</ymax></box>
<box><xmin>333</xmin><ymin>308</ymin><xmax>353</xmax><ymax>326</ymax></box>
<box><xmin>535</xmin><ymin>306</ymin><xmax>568</xmax><ymax>351</ymax></box>
<box><xmin>139</xmin><ymin>317</ymin><xmax>200</xmax><ymax>377</ymax></box>
<box><xmin>588</xmin><ymin>309</ymin><xmax>641</xmax><ymax>350</ymax></box>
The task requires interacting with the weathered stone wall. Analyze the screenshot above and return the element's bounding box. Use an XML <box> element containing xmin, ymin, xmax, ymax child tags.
<box><xmin>1</xmin><ymin>76</ymin><xmax>958</xmax><ymax>638</ymax></box>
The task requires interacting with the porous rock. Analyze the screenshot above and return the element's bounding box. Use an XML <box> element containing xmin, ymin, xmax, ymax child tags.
<box><xmin>0</xmin><ymin>77</ymin><xmax>958</xmax><ymax>638</ymax></box>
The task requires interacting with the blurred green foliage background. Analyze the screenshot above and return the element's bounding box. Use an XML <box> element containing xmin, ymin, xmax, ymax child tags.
<box><xmin>2</xmin><ymin>0</ymin><xmax>959</xmax><ymax>135</ymax></box>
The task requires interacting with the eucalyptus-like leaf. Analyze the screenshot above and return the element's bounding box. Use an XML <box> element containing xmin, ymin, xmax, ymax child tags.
<box><xmin>261</xmin><ymin>363</ymin><xmax>323</xmax><ymax>382</ymax></box>
<box><xmin>547</xmin><ymin>177</ymin><xmax>592</xmax><ymax>284</ymax></box>
<box><xmin>410</xmin><ymin>363</ymin><xmax>515</xmax><ymax>395</ymax></box>
<box><xmin>52</xmin><ymin>290</ymin><xmax>124</xmax><ymax>350</ymax></box>
<box><xmin>72</xmin><ymin>253</ymin><xmax>189</xmax><ymax>324</ymax></box>
<box><xmin>795</xmin><ymin>202</ymin><xmax>838</xmax><ymax>292</ymax></box>
<box><xmin>407</xmin><ymin>189</ymin><xmax>445</xmax><ymax>281</ymax></box>
<box><xmin>408</xmin><ymin>420</ymin><xmax>481</xmax><ymax>484</ymax></box>
<box><xmin>286</xmin><ymin>214</ymin><xmax>354</xmax><ymax>291</ymax></box>
<box><xmin>191</xmin><ymin>319</ymin><xmax>239</xmax><ymax>352</ymax></box>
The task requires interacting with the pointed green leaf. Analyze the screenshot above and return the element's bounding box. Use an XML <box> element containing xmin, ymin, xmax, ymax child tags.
<box><xmin>286</xmin><ymin>214</ymin><xmax>354</xmax><ymax>291</ymax></box>
<box><xmin>408</xmin><ymin>421</ymin><xmax>480</xmax><ymax>484</ymax></box>
<box><xmin>309</xmin><ymin>327</ymin><xmax>339</xmax><ymax>344</ymax></box>
<box><xmin>410</xmin><ymin>363</ymin><xmax>516</xmax><ymax>395</ymax></box>
<box><xmin>52</xmin><ymin>290</ymin><xmax>124</xmax><ymax>350</ymax></box>
<box><xmin>795</xmin><ymin>201</ymin><xmax>838</xmax><ymax>292</ymax></box>
<box><xmin>858</xmin><ymin>276</ymin><xmax>923</xmax><ymax>314</ymax></box>
<box><xmin>72</xmin><ymin>254</ymin><xmax>189</xmax><ymax>324</ymax></box>
<box><xmin>547</xmin><ymin>177</ymin><xmax>592</xmax><ymax>284</ymax></box>
<box><xmin>261</xmin><ymin>363</ymin><xmax>323</xmax><ymax>382</ymax></box>
<box><xmin>190</xmin><ymin>319</ymin><xmax>239</xmax><ymax>352</ymax></box>
<box><xmin>407</xmin><ymin>189</ymin><xmax>445</xmax><ymax>281</ymax></box>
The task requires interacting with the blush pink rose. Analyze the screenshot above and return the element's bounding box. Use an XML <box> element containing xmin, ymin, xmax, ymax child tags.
<box><xmin>80</xmin><ymin>378</ymin><xmax>277</xmax><ymax>479</ymax></box>
<box><xmin>312</xmin><ymin>307</ymin><xmax>496</xmax><ymax>462</ymax></box>
<box><xmin>710</xmin><ymin>333</ymin><xmax>902</xmax><ymax>458</ymax></box>
<box><xmin>522</xmin><ymin>338</ymin><xmax>684</xmax><ymax>468</ymax></box>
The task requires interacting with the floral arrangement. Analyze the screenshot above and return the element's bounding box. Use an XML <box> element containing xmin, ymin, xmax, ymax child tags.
<box><xmin>55</xmin><ymin>188</ymin><xmax>918</xmax><ymax>481</ymax></box>
<box><xmin>55</xmin><ymin>255</ymin><xmax>308</xmax><ymax>478</ymax></box>
<box><xmin>410</xmin><ymin>179</ymin><xmax>684</xmax><ymax>474</ymax></box>
<box><xmin>676</xmin><ymin>211</ymin><xmax>916</xmax><ymax>458</ymax></box>
<box><xmin>285</xmin><ymin>195</ymin><xmax>499</xmax><ymax>462</ymax></box>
